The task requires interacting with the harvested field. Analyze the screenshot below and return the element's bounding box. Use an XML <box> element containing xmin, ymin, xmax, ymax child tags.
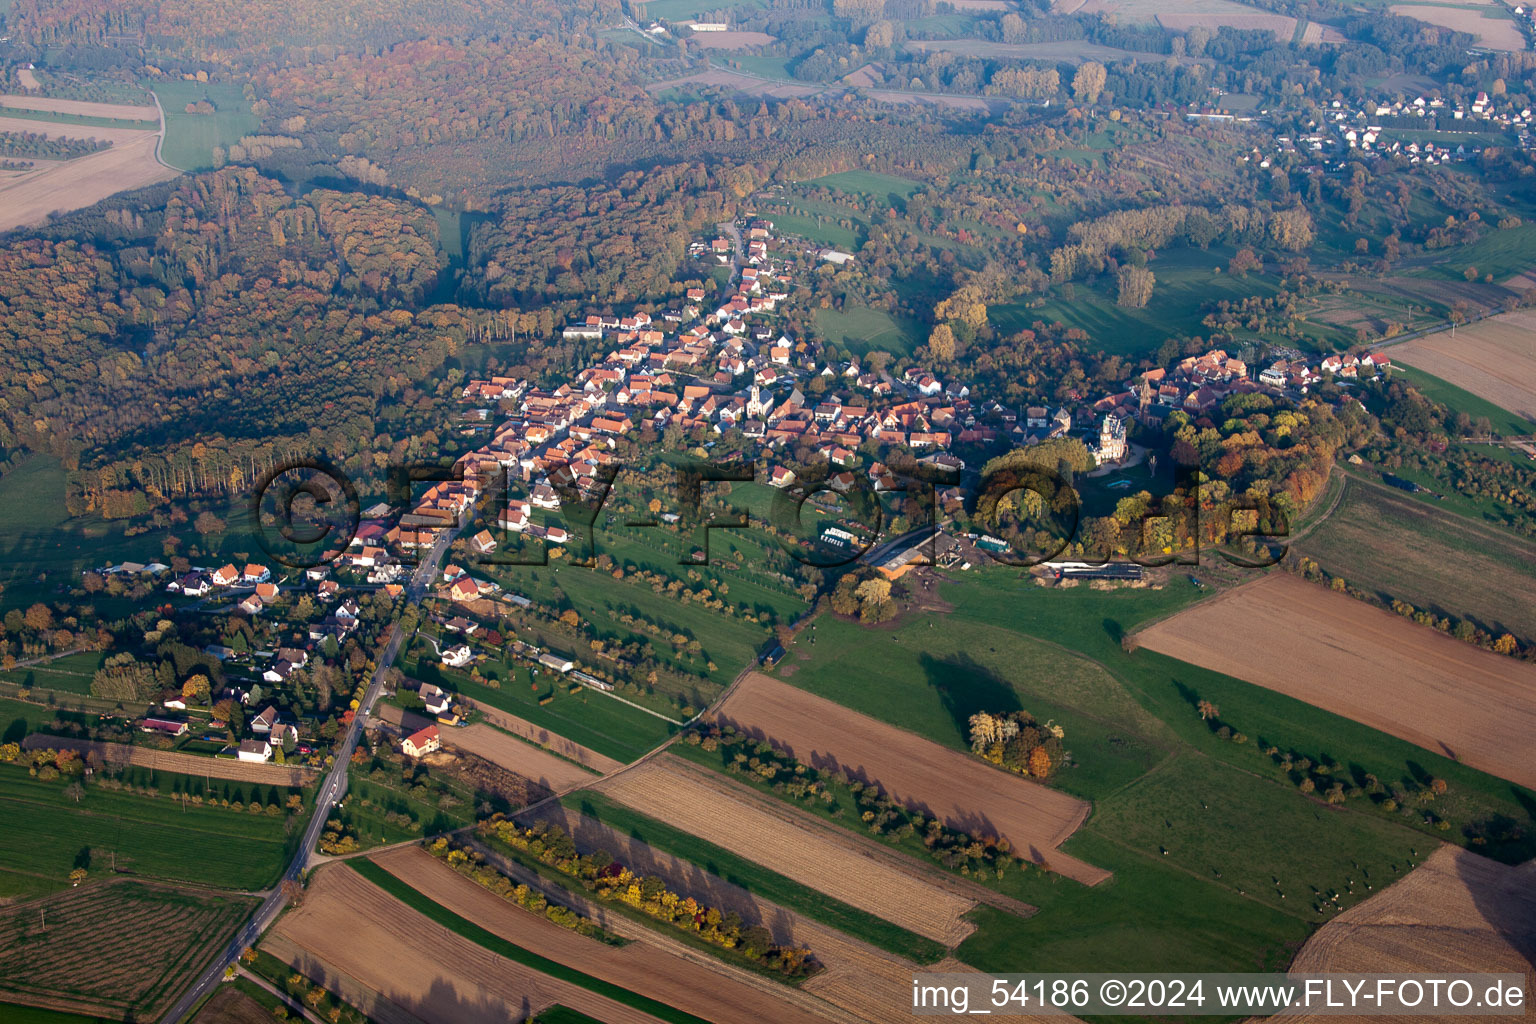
<box><xmin>1299</xmin><ymin>20</ymin><xmax>1347</xmax><ymax>43</ymax></box>
<box><xmin>373</xmin><ymin>846</ymin><xmax>835</xmax><ymax>1024</ymax></box>
<box><xmin>1295</xmin><ymin>475</ymin><xmax>1536</xmax><ymax>642</ymax></box>
<box><xmin>0</xmin><ymin>133</ymin><xmax>175</xmax><ymax>232</ymax></box>
<box><xmin>687</xmin><ymin>31</ymin><xmax>776</xmax><ymax>48</ymax></box>
<box><xmin>463</xmin><ymin>699</ymin><xmax>625</xmax><ymax>772</ymax></box>
<box><xmin>266</xmin><ymin>863</ymin><xmax>668</xmax><ymax>1024</ymax></box>
<box><xmin>1133</xmin><ymin>573</ymin><xmax>1536</xmax><ymax>791</ymax></box>
<box><xmin>0</xmin><ymin>879</ymin><xmax>255</xmax><ymax>1020</ymax></box>
<box><xmin>1156</xmin><ymin>11</ymin><xmax>1297</xmax><ymax>40</ymax></box>
<box><xmin>1288</xmin><ymin>845</ymin><xmax>1535</xmax><ymax>1021</ymax></box>
<box><xmin>195</xmin><ymin>985</ymin><xmax>273</xmax><ymax>1024</ymax></box>
<box><xmin>21</xmin><ymin>734</ymin><xmax>317</xmax><ymax>786</ymax></box>
<box><xmin>513</xmin><ymin>808</ymin><xmax>1065</xmax><ymax>1024</ymax></box>
<box><xmin>443</xmin><ymin>723</ymin><xmax>599</xmax><ymax>792</ymax></box>
<box><xmin>1390</xmin><ymin>4</ymin><xmax>1525</xmax><ymax>50</ymax></box>
<box><xmin>0</xmin><ymin>94</ymin><xmax>158</xmax><ymax>121</ymax></box>
<box><xmin>0</xmin><ymin>113</ymin><xmax>156</xmax><ymax>146</ymax></box>
<box><xmin>595</xmin><ymin>754</ymin><xmax>977</xmax><ymax>945</ymax></box>
<box><xmin>711</xmin><ymin>673</ymin><xmax>1107</xmax><ymax>885</ymax></box>
<box><xmin>1391</xmin><ymin>310</ymin><xmax>1536</xmax><ymax>422</ymax></box>
<box><xmin>16</xmin><ymin>70</ymin><xmax>41</xmax><ymax>90</ymax></box>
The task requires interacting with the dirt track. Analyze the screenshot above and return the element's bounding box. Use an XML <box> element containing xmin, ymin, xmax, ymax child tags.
<box><xmin>712</xmin><ymin>673</ymin><xmax>1107</xmax><ymax>885</ymax></box>
<box><xmin>21</xmin><ymin>734</ymin><xmax>316</xmax><ymax>786</ymax></box>
<box><xmin>266</xmin><ymin>863</ymin><xmax>669</xmax><ymax>1024</ymax></box>
<box><xmin>1287</xmin><ymin>845</ymin><xmax>1535</xmax><ymax>1021</ymax></box>
<box><xmin>1133</xmin><ymin>573</ymin><xmax>1536</xmax><ymax>791</ymax></box>
<box><xmin>373</xmin><ymin>846</ymin><xmax>839</xmax><ymax>1024</ymax></box>
<box><xmin>596</xmin><ymin>754</ymin><xmax>977</xmax><ymax>945</ymax></box>
<box><xmin>443</xmin><ymin>723</ymin><xmax>599</xmax><ymax>791</ymax></box>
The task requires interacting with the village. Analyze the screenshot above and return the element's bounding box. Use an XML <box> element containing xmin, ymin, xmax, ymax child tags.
<box><xmin>82</xmin><ymin>219</ymin><xmax>1397</xmax><ymax>779</ymax></box>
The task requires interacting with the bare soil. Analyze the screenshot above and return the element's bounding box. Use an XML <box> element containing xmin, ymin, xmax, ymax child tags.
<box><xmin>194</xmin><ymin>985</ymin><xmax>272</xmax><ymax>1024</ymax></box>
<box><xmin>266</xmin><ymin>863</ymin><xmax>668</xmax><ymax>1024</ymax></box>
<box><xmin>1388</xmin><ymin>4</ymin><xmax>1526</xmax><ymax>50</ymax></box>
<box><xmin>1133</xmin><ymin>573</ymin><xmax>1536</xmax><ymax>790</ymax></box>
<box><xmin>710</xmin><ymin>673</ymin><xmax>1108</xmax><ymax>885</ymax></box>
<box><xmin>1392</xmin><ymin>310</ymin><xmax>1536</xmax><ymax>423</ymax></box>
<box><xmin>374</xmin><ymin>845</ymin><xmax>838</xmax><ymax>1024</ymax></box>
<box><xmin>0</xmin><ymin>95</ymin><xmax>158</xmax><ymax>120</ymax></box>
<box><xmin>463</xmin><ymin>700</ymin><xmax>625</xmax><ymax>772</ymax></box>
<box><xmin>1287</xmin><ymin>845</ymin><xmax>1535</xmax><ymax>1021</ymax></box>
<box><xmin>595</xmin><ymin>754</ymin><xmax>978</xmax><ymax>944</ymax></box>
<box><xmin>0</xmin><ymin>133</ymin><xmax>175</xmax><ymax>232</ymax></box>
<box><xmin>443</xmin><ymin>723</ymin><xmax>599</xmax><ymax>792</ymax></box>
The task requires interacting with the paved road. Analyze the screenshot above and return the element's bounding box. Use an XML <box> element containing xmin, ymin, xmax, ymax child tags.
<box><xmin>159</xmin><ymin>526</ymin><xmax>459</xmax><ymax>1024</ymax></box>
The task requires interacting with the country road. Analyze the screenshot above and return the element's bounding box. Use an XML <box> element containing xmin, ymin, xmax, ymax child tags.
<box><xmin>159</xmin><ymin>524</ymin><xmax>460</xmax><ymax>1024</ymax></box>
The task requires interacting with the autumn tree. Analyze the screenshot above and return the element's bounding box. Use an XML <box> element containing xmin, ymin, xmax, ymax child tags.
<box><xmin>928</xmin><ymin>323</ymin><xmax>956</xmax><ymax>361</ymax></box>
<box><xmin>1116</xmin><ymin>265</ymin><xmax>1154</xmax><ymax>308</ymax></box>
<box><xmin>1072</xmin><ymin>62</ymin><xmax>1106</xmax><ymax>104</ymax></box>
<box><xmin>1197</xmin><ymin>699</ymin><xmax>1219</xmax><ymax>721</ymax></box>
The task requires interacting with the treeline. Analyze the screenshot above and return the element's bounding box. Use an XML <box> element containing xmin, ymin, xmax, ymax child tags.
<box><xmin>0</xmin><ymin>129</ymin><xmax>110</xmax><ymax>160</ymax></box>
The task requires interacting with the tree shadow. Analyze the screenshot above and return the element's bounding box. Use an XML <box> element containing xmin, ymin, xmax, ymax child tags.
<box><xmin>919</xmin><ymin>652</ymin><xmax>1023</xmax><ymax>742</ymax></box>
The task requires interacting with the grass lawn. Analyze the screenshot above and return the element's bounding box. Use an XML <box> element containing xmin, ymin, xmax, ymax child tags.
<box><xmin>0</xmin><ymin>765</ymin><xmax>295</xmax><ymax>891</ymax></box>
<box><xmin>0</xmin><ymin>105</ymin><xmax>156</xmax><ymax>130</ymax></box>
<box><xmin>346</xmin><ymin>763</ymin><xmax>480</xmax><ymax>843</ymax></box>
<box><xmin>563</xmin><ymin>790</ymin><xmax>948</xmax><ymax>963</ymax></box>
<box><xmin>729</xmin><ymin>570</ymin><xmax>1536</xmax><ymax>973</ymax></box>
<box><xmin>1406</xmin><ymin>222</ymin><xmax>1536</xmax><ymax>283</ymax></box>
<box><xmin>0</xmin><ymin>651</ymin><xmax>109</xmax><ymax>696</ymax></box>
<box><xmin>757</xmin><ymin>210</ymin><xmax>862</xmax><ymax>250</ymax></box>
<box><xmin>776</xmin><ymin>611</ymin><xmax>1172</xmax><ymax>801</ymax></box>
<box><xmin>148</xmin><ymin>80</ymin><xmax>259</xmax><ymax>170</ymax></box>
<box><xmin>638</xmin><ymin>0</ymin><xmax>764</xmax><ymax>20</ymax></box>
<box><xmin>1295</xmin><ymin>473</ymin><xmax>1536</xmax><ymax>642</ymax></box>
<box><xmin>802</xmin><ymin>170</ymin><xmax>924</xmax><ymax>205</ymax></box>
<box><xmin>348</xmin><ymin>858</ymin><xmax>711</xmax><ymax>1024</ymax></box>
<box><xmin>1392</xmin><ymin>362</ymin><xmax>1536</xmax><ymax>437</ymax></box>
<box><xmin>402</xmin><ymin>643</ymin><xmax>677</xmax><ymax>763</ymax></box>
<box><xmin>0</xmin><ymin>456</ymin><xmax>253</xmax><ymax>615</ymax></box>
<box><xmin>813</xmin><ymin>306</ymin><xmax>925</xmax><ymax>357</ymax></box>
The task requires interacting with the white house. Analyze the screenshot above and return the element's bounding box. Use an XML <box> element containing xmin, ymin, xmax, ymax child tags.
<box><xmin>237</xmin><ymin>739</ymin><xmax>272</xmax><ymax>763</ymax></box>
<box><xmin>441</xmin><ymin>644</ymin><xmax>473</xmax><ymax>668</ymax></box>
<box><xmin>402</xmin><ymin>725</ymin><xmax>441</xmax><ymax>758</ymax></box>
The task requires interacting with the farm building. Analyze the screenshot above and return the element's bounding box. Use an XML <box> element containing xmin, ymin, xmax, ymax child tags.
<box><xmin>141</xmin><ymin>716</ymin><xmax>188</xmax><ymax>737</ymax></box>
<box><xmin>538</xmin><ymin>652</ymin><xmax>575</xmax><ymax>673</ymax></box>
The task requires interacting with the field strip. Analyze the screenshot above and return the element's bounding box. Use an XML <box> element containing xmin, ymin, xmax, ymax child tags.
<box><xmin>595</xmin><ymin>755</ymin><xmax>978</xmax><ymax>944</ymax></box>
<box><xmin>1286</xmin><ymin>845</ymin><xmax>1536</xmax><ymax>1019</ymax></box>
<box><xmin>610</xmin><ymin>754</ymin><xmax>1039</xmax><ymax>918</ymax></box>
<box><xmin>256</xmin><ymin>936</ymin><xmax>433</xmax><ymax>1024</ymax></box>
<box><xmin>373</xmin><ymin>845</ymin><xmax>842</xmax><ymax>1024</ymax></box>
<box><xmin>267</xmin><ymin>863</ymin><xmax>672</xmax><ymax>1024</ymax></box>
<box><xmin>507</xmin><ymin>807</ymin><xmax>1067</xmax><ymax>1024</ymax></box>
<box><xmin>1390</xmin><ymin>309</ymin><xmax>1536</xmax><ymax>423</ymax></box>
<box><xmin>713</xmin><ymin>673</ymin><xmax>1108</xmax><ymax>885</ymax></box>
<box><xmin>21</xmin><ymin>734</ymin><xmax>317</xmax><ymax>786</ymax></box>
<box><xmin>442</xmin><ymin>723</ymin><xmax>598</xmax><ymax>791</ymax></box>
<box><xmin>1132</xmin><ymin>573</ymin><xmax>1536</xmax><ymax>791</ymax></box>
<box><xmin>0</xmin><ymin>134</ymin><xmax>176</xmax><ymax>233</ymax></box>
<box><xmin>0</xmin><ymin>94</ymin><xmax>159</xmax><ymax>120</ymax></box>
<box><xmin>0</xmin><ymin>113</ymin><xmax>157</xmax><ymax>145</ymax></box>
<box><xmin>458</xmin><ymin>699</ymin><xmax>627</xmax><ymax>772</ymax></box>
